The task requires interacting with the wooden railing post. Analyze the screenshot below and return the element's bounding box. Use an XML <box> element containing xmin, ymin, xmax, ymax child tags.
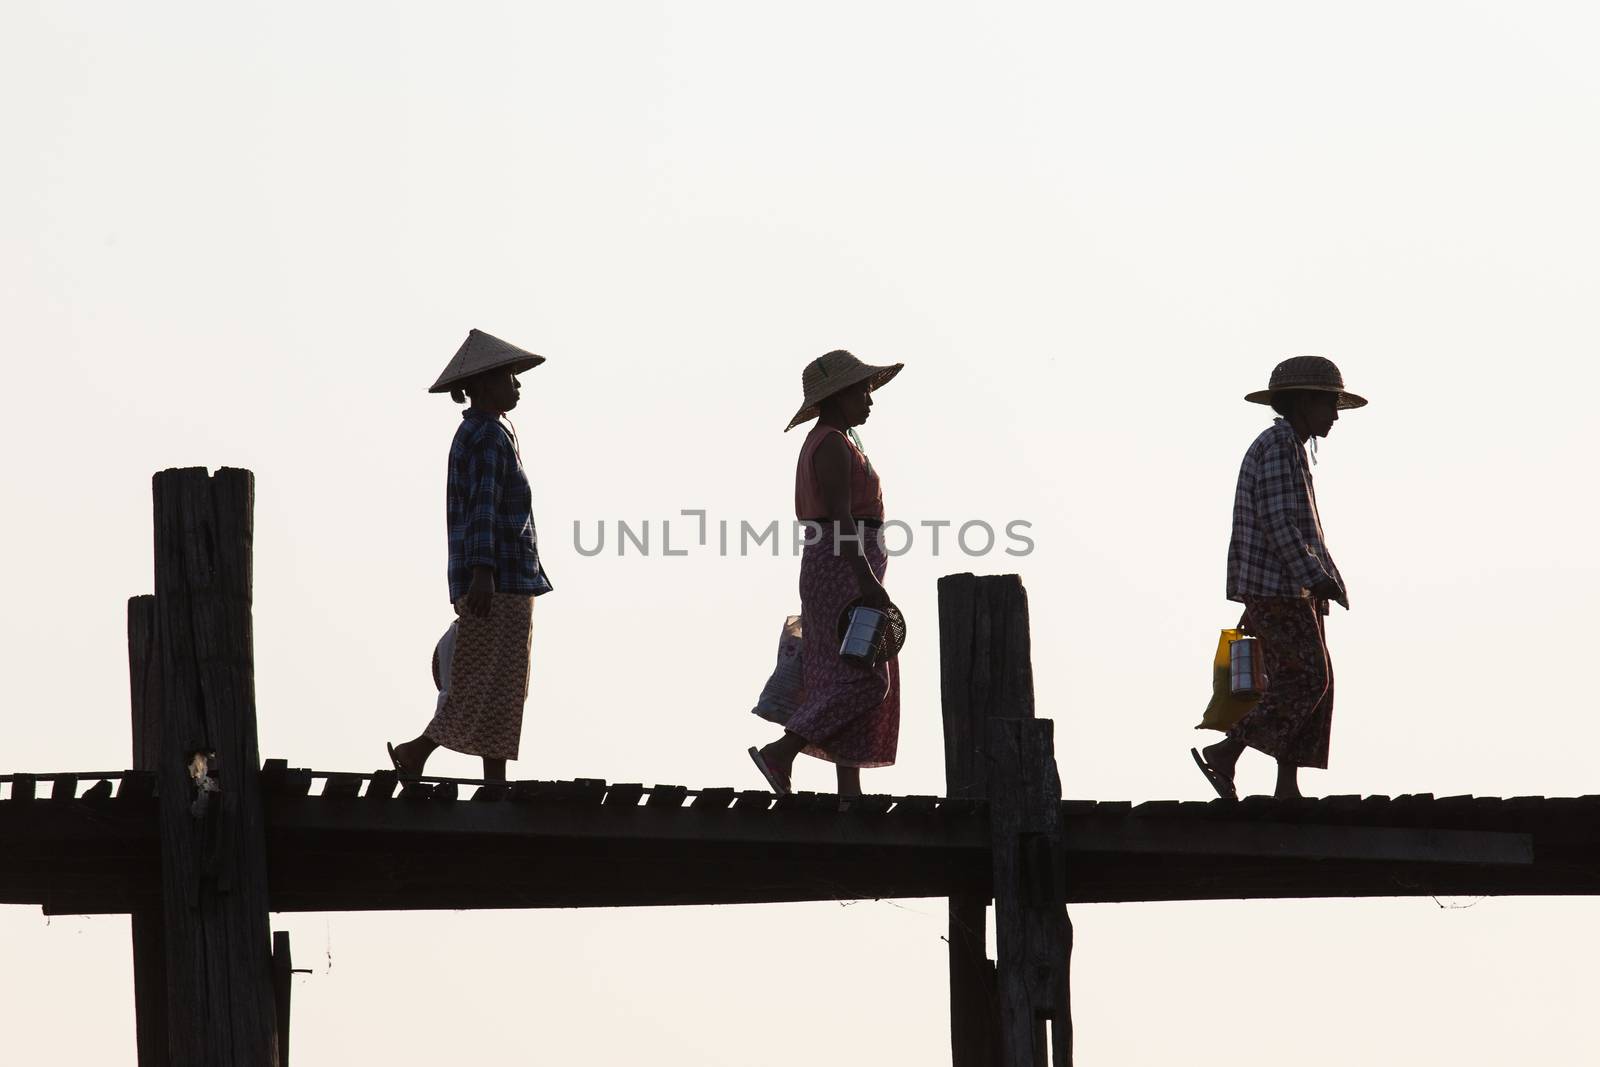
<box><xmin>989</xmin><ymin>717</ymin><xmax>1072</xmax><ymax>1065</ymax></box>
<box><xmin>940</xmin><ymin>572</ymin><xmax>1039</xmax><ymax>1067</ymax></box>
<box><xmin>128</xmin><ymin>593</ymin><xmax>168</xmax><ymax>1066</ymax></box>
<box><xmin>148</xmin><ymin>467</ymin><xmax>279</xmax><ymax>1066</ymax></box>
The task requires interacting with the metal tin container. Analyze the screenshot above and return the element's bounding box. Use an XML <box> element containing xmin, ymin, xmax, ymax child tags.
<box><xmin>839</xmin><ymin>606</ymin><xmax>888</xmax><ymax>666</ymax></box>
<box><xmin>1229</xmin><ymin>636</ymin><xmax>1267</xmax><ymax>697</ymax></box>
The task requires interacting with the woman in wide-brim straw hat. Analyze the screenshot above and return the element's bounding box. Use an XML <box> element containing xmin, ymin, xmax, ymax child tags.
<box><xmin>748</xmin><ymin>350</ymin><xmax>904</xmax><ymax>797</ymax></box>
<box><xmin>388</xmin><ymin>329</ymin><xmax>554</xmax><ymax>782</ymax></box>
<box><xmin>1192</xmin><ymin>355</ymin><xmax>1365</xmax><ymax>801</ymax></box>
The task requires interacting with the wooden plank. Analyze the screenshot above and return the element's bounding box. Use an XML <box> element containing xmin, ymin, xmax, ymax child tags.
<box><xmin>572</xmin><ymin>779</ymin><xmax>608</xmax><ymax>805</ymax></box>
<box><xmin>850</xmin><ymin>795</ymin><xmax>895</xmax><ymax>817</ymax></box>
<box><xmin>603</xmin><ymin>783</ymin><xmax>645</xmax><ymax>808</ymax></box>
<box><xmin>150</xmin><ymin>467</ymin><xmax>278</xmax><ymax>1066</ymax></box>
<box><xmin>50</xmin><ymin>777</ymin><xmax>78</xmax><ymax>801</ymax></box>
<box><xmin>891</xmin><ymin>795</ymin><xmax>939</xmax><ymax>816</ymax></box>
<box><xmin>321</xmin><ymin>774</ymin><xmax>363</xmax><ymax>799</ymax></box>
<box><xmin>731</xmin><ymin>791</ymin><xmax>772</xmax><ymax>813</ymax></box>
<box><xmin>261</xmin><ymin>758</ymin><xmax>288</xmax><ymax>793</ymax></box>
<box><xmin>10</xmin><ymin>774</ymin><xmax>36</xmax><ymax>802</ymax></box>
<box><xmin>691</xmin><ymin>787</ymin><xmax>736</xmax><ymax>811</ymax></box>
<box><xmin>645</xmin><ymin>785</ymin><xmax>689</xmax><ymax>809</ymax></box>
<box><xmin>366</xmin><ymin>771</ymin><xmax>398</xmax><ymax>799</ymax></box>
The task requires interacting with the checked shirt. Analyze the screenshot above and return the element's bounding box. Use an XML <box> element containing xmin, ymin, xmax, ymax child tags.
<box><xmin>446</xmin><ymin>410</ymin><xmax>553</xmax><ymax>604</ymax></box>
<box><xmin>1226</xmin><ymin>418</ymin><xmax>1347</xmax><ymax>609</ymax></box>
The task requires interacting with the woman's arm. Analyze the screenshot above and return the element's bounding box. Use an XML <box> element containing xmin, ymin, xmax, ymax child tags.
<box><xmin>812</xmin><ymin>432</ymin><xmax>890</xmax><ymax>609</ymax></box>
<box><xmin>462</xmin><ymin>437</ymin><xmax>503</xmax><ymax>618</ymax></box>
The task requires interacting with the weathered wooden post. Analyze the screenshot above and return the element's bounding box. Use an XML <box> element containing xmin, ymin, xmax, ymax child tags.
<box><xmin>939</xmin><ymin>572</ymin><xmax>1072</xmax><ymax>1067</ymax></box>
<box><xmin>989</xmin><ymin>717</ymin><xmax>1072</xmax><ymax>1065</ymax></box>
<box><xmin>128</xmin><ymin>594</ymin><xmax>168</xmax><ymax>1065</ymax></box>
<box><xmin>131</xmin><ymin>467</ymin><xmax>279</xmax><ymax>1066</ymax></box>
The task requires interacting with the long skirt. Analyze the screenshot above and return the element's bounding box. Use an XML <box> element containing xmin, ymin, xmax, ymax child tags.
<box><xmin>425</xmin><ymin>592</ymin><xmax>534</xmax><ymax>761</ymax></box>
<box><xmin>1228</xmin><ymin>595</ymin><xmax>1333</xmax><ymax>769</ymax></box>
<box><xmin>785</xmin><ymin>530</ymin><xmax>900</xmax><ymax>768</ymax></box>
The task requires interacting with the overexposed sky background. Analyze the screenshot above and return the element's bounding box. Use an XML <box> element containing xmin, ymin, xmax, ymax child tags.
<box><xmin>5</xmin><ymin>1</ymin><xmax>1600</xmax><ymax>1063</ymax></box>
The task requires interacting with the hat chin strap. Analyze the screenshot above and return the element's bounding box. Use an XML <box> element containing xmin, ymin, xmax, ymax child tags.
<box><xmin>1308</xmin><ymin>435</ymin><xmax>1319</xmax><ymax>466</ymax></box>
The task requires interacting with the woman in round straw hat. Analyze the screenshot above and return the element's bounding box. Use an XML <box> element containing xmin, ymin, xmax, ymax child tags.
<box><xmin>1192</xmin><ymin>355</ymin><xmax>1365</xmax><ymax>800</ymax></box>
<box><xmin>748</xmin><ymin>350</ymin><xmax>904</xmax><ymax>796</ymax></box>
<box><xmin>387</xmin><ymin>329</ymin><xmax>554</xmax><ymax>782</ymax></box>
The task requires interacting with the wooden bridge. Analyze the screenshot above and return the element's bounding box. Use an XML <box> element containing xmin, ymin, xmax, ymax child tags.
<box><xmin>0</xmin><ymin>467</ymin><xmax>1586</xmax><ymax>1066</ymax></box>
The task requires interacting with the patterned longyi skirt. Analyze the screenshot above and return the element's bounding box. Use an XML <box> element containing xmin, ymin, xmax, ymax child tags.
<box><xmin>425</xmin><ymin>592</ymin><xmax>534</xmax><ymax>761</ymax></box>
<box><xmin>785</xmin><ymin>532</ymin><xmax>900</xmax><ymax>769</ymax></box>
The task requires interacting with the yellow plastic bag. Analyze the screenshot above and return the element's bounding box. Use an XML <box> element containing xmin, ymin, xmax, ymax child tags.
<box><xmin>1195</xmin><ymin>628</ymin><xmax>1261</xmax><ymax>731</ymax></box>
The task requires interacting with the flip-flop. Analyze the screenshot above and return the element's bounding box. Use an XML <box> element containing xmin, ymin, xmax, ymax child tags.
<box><xmin>1190</xmin><ymin>747</ymin><xmax>1238</xmax><ymax>801</ymax></box>
<box><xmin>386</xmin><ymin>742</ymin><xmax>412</xmax><ymax>778</ymax></box>
<box><xmin>747</xmin><ymin>746</ymin><xmax>791</xmax><ymax>796</ymax></box>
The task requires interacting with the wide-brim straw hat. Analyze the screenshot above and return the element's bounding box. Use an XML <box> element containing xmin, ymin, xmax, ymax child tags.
<box><xmin>1245</xmin><ymin>355</ymin><xmax>1367</xmax><ymax>409</ymax></box>
<box><xmin>784</xmin><ymin>349</ymin><xmax>904</xmax><ymax>431</ymax></box>
<box><xmin>428</xmin><ymin>329</ymin><xmax>546</xmax><ymax>394</ymax></box>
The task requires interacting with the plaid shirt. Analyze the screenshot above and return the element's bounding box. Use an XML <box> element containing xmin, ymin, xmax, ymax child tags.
<box><xmin>446</xmin><ymin>410</ymin><xmax>553</xmax><ymax>604</ymax></box>
<box><xmin>1226</xmin><ymin>418</ymin><xmax>1348</xmax><ymax>609</ymax></box>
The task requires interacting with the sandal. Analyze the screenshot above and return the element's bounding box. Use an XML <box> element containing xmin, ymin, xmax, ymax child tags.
<box><xmin>387</xmin><ymin>741</ymin><xmax>417</xmax><ymax>779</ymax></box>
<box><xmin>1190</xmin><ymin>747</ymin><xmax>1238</xmax><ymax>801</ymax></box>
<box><xmin>747</xmin><ymin>746</ymin><xmax>791</xmax><ymax>796</ymax></box>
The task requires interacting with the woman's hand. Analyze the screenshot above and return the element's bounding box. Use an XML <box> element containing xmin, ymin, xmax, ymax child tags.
<box><xmin>1311</xmin><ymin>577</ymin><xmax>1343</xmax><ymax>602</ymax></box>
<box><xmin>466</xmin><ymin>566</ymin><xmax>495</xmax><ymax>618</ymax></box>
<box><xmin>858</xmin><ymin>574</ymin><xmax>892</xmax><ymax>611</ymax></box>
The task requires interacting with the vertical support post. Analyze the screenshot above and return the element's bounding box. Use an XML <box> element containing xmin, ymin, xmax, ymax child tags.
<box><xmin>271</xmin><ymin>931</ymin><xmax>293</xmax><ymax>1067</ymax></box>
<box><xmin>151</xmin><ymin>467</ymin><xmax>279</xmax><ymax>1066</ymax></box>
<box><xmin>128</xmin><ymin>594</ymin><xmax>168</xmax><ymax>1067</ymax></box>
<box><xmin>939</xmin><ymin>572</ymin><xmax>1037</xmax><ymax>1067</ymax></box>
<box><xmin>989</xmin><ymin>718</ymin><xmax>1072</xmax><ymax>1066</ymax></box>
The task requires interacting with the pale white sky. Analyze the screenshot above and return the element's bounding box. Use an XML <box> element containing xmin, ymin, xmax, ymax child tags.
<box><xmin>4</xmin><ymin>1</ymin><xmax>1600</xmax><ymax>1063</ymax></box>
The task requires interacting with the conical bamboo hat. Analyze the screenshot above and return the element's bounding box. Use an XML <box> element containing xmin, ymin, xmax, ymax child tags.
<box><xmin>428</xmin><ymin>329</ymin><xmax>546</xmax><ymax>394</ymax></box>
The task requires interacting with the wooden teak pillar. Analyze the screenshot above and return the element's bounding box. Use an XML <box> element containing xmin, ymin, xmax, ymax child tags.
<box><xmin>132</xmin><ymin>467</ymin><xmax>279</xmax><ymax>1066</ymax></box>
<box><xmin>939</xmin><ymin>573</ymin><xmax>1072</xmax><ymax>1067</ymax></box>
<box><xmin>128</xmin><ymin>594</ymin><xmax>168</xmax><ymax>1066</ymax></box>
<box><xmin>989</xmin><ymin>717</ymin><xmax>1072</xmax><ymax>1065</ymax></box>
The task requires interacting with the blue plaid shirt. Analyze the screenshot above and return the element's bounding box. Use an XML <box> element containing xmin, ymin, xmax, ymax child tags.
<box><xmin>1226</xmin><ymin>418</ymin><xmax>1347</xmax><ymax>609</ymax></box>
<box><xmin>446</xmin><ymin>410</ymin><xmax>553</xmax><ymax>603</ymax></box>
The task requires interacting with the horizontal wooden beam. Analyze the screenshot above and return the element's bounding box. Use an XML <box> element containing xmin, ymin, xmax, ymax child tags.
<box><xmin>1066</xmin><ymin>817</ymin><xmax>1533</xmax><ymax>866</ymax></box>
<box><xmin>5</xmin><ymin>775</ymin><xmax>1591</xmax><ymax>915</ymax></box>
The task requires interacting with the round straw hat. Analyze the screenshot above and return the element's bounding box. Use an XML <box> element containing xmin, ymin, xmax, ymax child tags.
<box><xmin>784</xmin><ymin>350</ymin><xmax>904</xmax><ymax>431</ymax></box>
<box><xmin>1245</xmin><ymin>355</ymin><xmax>1367</xmax><ymax>409</ymax></box>
<box><xmin>428</xmin><ymin>329</ymin><xmax>546</xmax><ymax>394</ymax></box>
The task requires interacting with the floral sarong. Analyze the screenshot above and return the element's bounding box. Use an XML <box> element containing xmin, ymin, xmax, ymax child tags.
<box><xmin>786</xmin><ymin>528</ymin><xmax>900</xmax><ymax>768</ymax></box>
<box><xmin>1228</xmin><ymin>595</ymin><xmax>1333</xmax><ymax>769</ymax></box>
<box><xmin>425</xmin><ymin>592</ymin><xmax>534</xmax><ymax>760</ymax></box>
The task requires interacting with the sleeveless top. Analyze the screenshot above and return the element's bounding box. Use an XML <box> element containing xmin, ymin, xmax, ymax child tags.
<box><xmin>794</xmin><ymin>423</ymin><xmax>885</xmax><ymax>520</ymax></box>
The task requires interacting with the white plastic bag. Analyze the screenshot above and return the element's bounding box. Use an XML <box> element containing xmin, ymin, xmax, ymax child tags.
<box><xmin>431</xmin><ymin>621</ymin><xmax>458</xmax><ymax>715</ymax></box>
<box><xmin>751</xmin><ymin>615</ymin><xmax>805</xmax><ymax>726</ymax></box>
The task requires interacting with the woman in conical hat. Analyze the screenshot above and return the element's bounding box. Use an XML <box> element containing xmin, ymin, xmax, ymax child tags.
<box><xmin>387</xmin><ymin>329</ymin><xmax>554</xmax><ymax>782</ymax></box>
<box><xmin>748</xmin><ymin>350</ymin><xmax>904</xmax><ymax>796</ymax></box>
<box><xmin>1192</xmin><ymin>356</ymin><xmax>1366</xmax><ymax>801</ymax></box>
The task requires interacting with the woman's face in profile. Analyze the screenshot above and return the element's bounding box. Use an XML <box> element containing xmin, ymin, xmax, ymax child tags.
<box><xmin>833</xmin><ymin>384</ymin><xmax>874</xmax><ymax>427</ymax></box>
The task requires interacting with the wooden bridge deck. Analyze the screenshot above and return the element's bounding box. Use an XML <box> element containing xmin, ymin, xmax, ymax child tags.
<box><xmin>6</xmin><ymin>764</ymin><xmax>1594</xmax><ymax>917</ymax></box>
